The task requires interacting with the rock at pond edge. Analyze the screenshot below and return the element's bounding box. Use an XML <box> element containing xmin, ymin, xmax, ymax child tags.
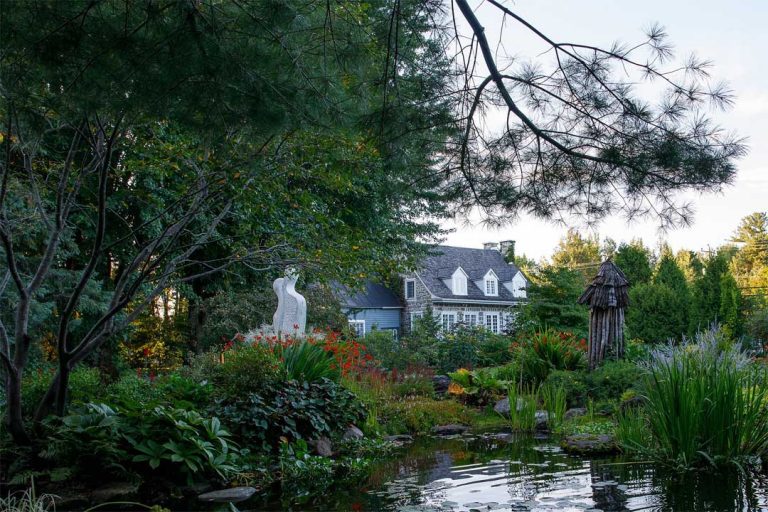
<box><xmin>432</xmin><ymin>424</ymin><xmax>469</xmax><ymax>435</ymax></box>
<box><xmin>561</xmin><ymin>434</ymin><xmax>617</xmax><ymax>455</ymax></box>
<box><xmin>198</xmin><ymin>487</ymin><xmax>257</xmax><ymax>503</ymax></box>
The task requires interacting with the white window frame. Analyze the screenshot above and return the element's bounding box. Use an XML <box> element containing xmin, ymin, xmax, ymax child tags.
<box><xmin>484</xmin><ymin>270</ymin><xmax>499</xmax><ymax>297</ymax></box>
<box><xmin>348</xmin><ymin>320</ymin><xmax>366</xmax><ymax>337</ymax></box>
<box><xmin>485</xmin><ymin>313</ymin><xmax>499</xmax><ymax>333</ymax></box>
<box><xmin>405</xmin><ymin>279</ymin><xmax>416</xmax><ymax>300</ymax></box>
<box><xmin>441</xmin><ymin>312</ymin><xmax>457</xmax><ymax>332</ymax></box>
<box><xmin>464</xmin><ymin>312</ymin><xmax>478</xmax><ymax>327</ymax></box>
<box><xmin>452</xmin><ymin>267</ymin><xmax>468</xmax><ymax>296</ymax></box>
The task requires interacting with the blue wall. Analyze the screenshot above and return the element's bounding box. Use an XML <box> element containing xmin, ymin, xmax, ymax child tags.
<box><xmin>345</xmin><ymin>308</ymin><xmax>401</xmax><ymax>335</ymax></box>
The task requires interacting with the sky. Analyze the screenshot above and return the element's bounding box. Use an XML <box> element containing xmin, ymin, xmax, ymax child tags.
<box><xmin>442</xmin><ymin>0</ymin><xmax>768</xmax><ymax>262</ymax></box>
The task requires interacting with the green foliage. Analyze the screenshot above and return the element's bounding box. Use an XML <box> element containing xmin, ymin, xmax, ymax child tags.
<box><xmin>540</xmin><ymin>384</ymin><xmax>567</xmax><ymax>431</ymax></box>
<box><xmin>614</xmin><ymin>240</ymin><xmax>653</xmax><ymax>286</ymax></box>
<box><xmin>514</xmin><ymin>266</ymin><xmax>589</xmax><ymax>336</ymax></box>
<box><xmin>447</xmin><ymin>368</ymin><xmax>509</xmax><ymax>405</ymax></box>
<box><xmin>719</xmin><ymin>272</ymin><xmax>743</xmax><ymax>338</ymax></box>
<box><xmin>651</xmin><ymin>251</ymin><xmax>691</xmax><ymax>340</ymax></box>
<box><xmin>626</xmin><ymin>282</ymin><xmax>685</xmax><ymax>342</ymax></box>
<box><xmin>360</xmin><ymin>330</ymin><xmax>408</xmax><ymax>370</ymax></box>
<box><xmin>746</xmin><ymin>308</ymin><xmax>768</xmax><ymax>343</ymax></box>
<box><xmin>21</xmin><ymin>366</ymin><xmax>103</xmax><ymax>417</ymax></box>
<box><xmin>623</xmin><ymin>328</ymin><xmax>768</xmax><ymax>470</ymax></box>
<box><xmin>543</xmin><ymin>370</ymin><xmax>588</xmax><ymax>408</ymax></box>
<box><xmin>505</xmin><ymin>384</ymin><xmax>538</xmax><ymax>432</ymax></box>
<box><xmin>377</xmin><ymin>398</ymin><xmax>469</xmax><ymax>435</ymax></box>
<box><xmin>211</xmin><ymin>344</ymin><xmax>284</xmax><ymax>398</ymax></box>
<box><xmin>513</xmin><ymin>329</ymin><xmax>587</xmax><ymax>384</ymax></box>
<box><xmin>585</xmin><ymin>360</ymin><xmax>644</xmax><ymax>402</ymax></box>
<box><xmin>689</xmin><ymin>251</ymin><xmax>732</xmax><ymax>334</ymax></box>
<box><xmin>104</xmin><ymin>373</ymin><xmax>162</xmax><ymax>409</ymax></box>
<box><xmin>278</xmin><ymin>440</ymin><xmax>335</xmax><ymax>499</ymax></box>
<box><xmin>277</xmin><ymin>341</ymin><xmax>340</xmax><ymax>382</ymax></box>
<box><xmin>561</xmin><ymin>417</ymin><xmax>616</xmax><ymax>437</ymax></box>
<box><xmin>215</xmin><ymin>379</ymin><xmax>365</xmax><ymax>451</ymax></box>
<box><xmin>42</xmin><ymin>402</ymin><xmax>239</xmax><ymax>485</ymax></box>
<box><xmin>390</xmin><ymin>374</ymin><xmax>435</xmax><ymax>399</ymax></box>
<box><xmin>551</xmin><ymin>229</ymin><xmax>601</xmax><ymax>284</ymax></box>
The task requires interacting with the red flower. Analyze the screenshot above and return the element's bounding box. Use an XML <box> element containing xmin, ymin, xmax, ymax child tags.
<box><xmin>142</xmin><ymin>347</ymin><xmax>150</xmax><ymax>358</ymax></box>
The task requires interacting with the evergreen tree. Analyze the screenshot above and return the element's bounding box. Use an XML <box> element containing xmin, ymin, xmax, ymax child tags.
<box><xmin>551</xmin><ymin>229</ymin><xmax>601</xmax><ymax>285</ymax></box>
<box><xmin>614</xmin><ymin>240</ymin><xmax>653</xmax><ymax>287</ymax></box>
<box><xmin>652</xmin><ymin>250</ymin><xmax>690</xmax><ymax>338</ymax></box>
<box><xmin>516</xmin><ymin>265</ymin><xmax>589</xmax><ymax>337</ymax></box>
<box><xmin>690</xmin><ymin>251</ymin><xmax>731</xmax><ymax>333</ymax></box>
<box><xmin>627</xmin><ymin>283</ymin><xmax>681</xmax><ymax>343</ymax></box>
<box><xmin>676</xmin><ymin>250</ymin><xmax>705</xmax><ymax>284</ymax></box>
<box><xmin>719</xmin><ymin>273</ymin><xmax>743</xmax><ymax>338</ymax></box>
<box><xmin>730</xmin><ymin>212</ymin><xmax>768</xmax><ymax>309</ymax></box>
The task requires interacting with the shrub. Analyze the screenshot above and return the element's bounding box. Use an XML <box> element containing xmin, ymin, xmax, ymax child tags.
<box><xmin>585</xmin><ymin>360</ymin><xmax>644</xmax><ymax>401</ymax></box>
<box><xmin>511</xmin><ymin>328</ymin><xmax>586</xmax><ymax>384</ymax></box>
<box><xmin>21</xmin><ymin>366</ymin><xmax>103</xmax><ymax>417</ymax></box>
<box><xmin>448</xmin><ymin>367</ymin><xmax>510</xmax><ymax>405</ymax></box>
<box><xmin>619</xmin><ymin>328</ymin><xmax>768</xmax><ymax>470</ymax></box>
<box><xmin>216</xmin><ymin>378</ymin><xmax>365</xmax><ymax>451</ymax></box>
<box><xmin>211</xmin><ymin>344</ymin><xmax>284</xmax><ymax>398</ymax></box>
<box><xmin>104</xmin><ymin>373</ymin><xmax>161</xmax><ymax>408</ymax></box>
<box><xmin>42</xmin><ymin>402</ymin><xmax>239</xmax><ymax>485</ymax></box>
<box><xmin>377</xmin><ymin>398</ymin><xmax>469</xmax><ymax>434</ymax></box>
<box><xmin>277</xmin><ymin>340</ymin><xmax>339</xmax><ymax>382</ymax></box>
<box><xmin>543</xmin><ymin>370</ymin><xmax>587</xmax><ymax>408</ymax></box>
<box><xmin>363</xmin><ymin>330</ymin><xmax>410</xmax><ymax>370</ymax></box>
<box><xmin>390</xmin><ymin>373</ymin><xmax>434</xmax><ymax>398</ymax></box>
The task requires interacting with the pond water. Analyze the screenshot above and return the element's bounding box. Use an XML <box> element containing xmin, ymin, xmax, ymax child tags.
<box><xmin>249</xmin><ymin>431</ymin><xmax>768</xmax><ymax>511</ymax></box>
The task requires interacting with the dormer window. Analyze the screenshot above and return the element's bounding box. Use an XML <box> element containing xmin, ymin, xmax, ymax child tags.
<box><xmin>405</xmin><ymin>279</ymin><xmax>415</xmax><ymax>300</ymax></box>
<box><xmin>452</xmin><ymin>267</ymin><xmax>468</xmax><ymax>295</ymax></box>
<box><xmin>484</xmin><ymin>270</ymin><xmax>498</xmax><ymax>296</ymax></box>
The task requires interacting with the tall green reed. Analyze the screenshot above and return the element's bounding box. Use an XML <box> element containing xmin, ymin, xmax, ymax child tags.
<box><xmin>506</xmin><ymin>384</ymin><xmax>538</xmax><ymax>431</ymax></box>
<box><xmin>618</xmin><ymin>328</ymin><xmax>768</xmax><ymax>470</ymax></box>
<box><xmin>540</xmin><ymin>384</ymin><xmax>567</xmax><ymax>432</ymax></box>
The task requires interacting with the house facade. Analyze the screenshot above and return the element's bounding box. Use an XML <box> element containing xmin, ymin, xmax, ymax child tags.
<box><xmin>335</xmin><ymin>280</ymin><xmax>403</xmax><ymax>338</ymax></box>
<box><xmin>402</xmin><ymin>241</ymin><xmax>527</xmax><ymax>334</ymax></box>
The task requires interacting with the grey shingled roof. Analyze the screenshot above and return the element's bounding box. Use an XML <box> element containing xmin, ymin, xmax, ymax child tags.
<box><xmin>335</xmin><ymin>280</ymin><xmax>403</xmax><ymax>309</ymax></box>
<box><xmin>418</xmin><ymin>245</ymin><xmax>524</xmax><ymax>302</ymax></box>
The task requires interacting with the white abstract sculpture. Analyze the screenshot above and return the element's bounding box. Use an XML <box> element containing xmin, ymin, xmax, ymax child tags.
<box><xmin>272</xmin><ymin>268</ymin><xmax>307</xmax><ymax>337</ymax></box>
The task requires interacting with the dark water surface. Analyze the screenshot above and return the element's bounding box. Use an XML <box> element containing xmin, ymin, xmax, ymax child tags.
<box><xmin>244</xmin><ymin>432</ymin><xmax>768</xmax><ymax>511</ymax></box>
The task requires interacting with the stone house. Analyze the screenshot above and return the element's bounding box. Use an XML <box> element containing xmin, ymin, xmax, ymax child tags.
<box><xmin>402</xmin><ymin>242</ymin><xmax>528</xmax><ymax>334</ymax></box>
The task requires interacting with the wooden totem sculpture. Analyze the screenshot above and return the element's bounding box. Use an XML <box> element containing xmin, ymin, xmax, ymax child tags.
<box><xmin>578</xmin><ymin>260</ymin><xmax>629</xmax><ymax>370</ymax></box>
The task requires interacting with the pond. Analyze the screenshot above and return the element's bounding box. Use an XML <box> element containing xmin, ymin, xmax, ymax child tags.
<box><xmin>247</xmin><ymin>431</ymin><xmax>768</xmax><ymax>511</ymax></box>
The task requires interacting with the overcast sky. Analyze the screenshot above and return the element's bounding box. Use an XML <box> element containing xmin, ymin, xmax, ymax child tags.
<box><xmin>442</xmin><ymin>0</ymin><xmax>768</xmax><ymax>261</ymax></box>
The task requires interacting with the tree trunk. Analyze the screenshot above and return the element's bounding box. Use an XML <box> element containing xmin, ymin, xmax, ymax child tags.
<box><xmin>5</xmin><ymin>369</ymin><xmax>30</xmax><ymax>445</ymax></box>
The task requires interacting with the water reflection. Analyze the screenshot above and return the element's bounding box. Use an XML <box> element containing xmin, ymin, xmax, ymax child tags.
<box><xmin>250</xmin><ymin>432</ymin><xmax>768</xmax><ymax>511</ymax></box>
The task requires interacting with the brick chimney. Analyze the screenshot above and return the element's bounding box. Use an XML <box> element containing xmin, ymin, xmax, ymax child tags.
<box><xmin>483</xmin><ymin>242</ymin><xmax>499</xmax><ymax>251</ymax></box>
<box><xmin>499</xmin><ymin>240</ymin><xmax>515</xmax><ymax>262</ymax></box>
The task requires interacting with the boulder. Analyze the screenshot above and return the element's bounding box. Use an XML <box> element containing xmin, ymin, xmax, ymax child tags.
<box><xmin>198</xmin><ymin>487</ymin><xmax>257</xmax><ymax>503</ymax></box>
<box><xmin>384</xmin><ymin>434</ymin><xmax>414</xmax><ymax>443</ymax></box>
<box><xmin>561</xmin><ymin>434</ymin><xmax>617</xmax><ymax>455</ymax></box>
<box><xmin>534</xmin><ymin>411</ymin><xmax>549</xmax><ymax>431</ymax></box>
<box><xmin>432</xmin><ymin>424</ymin><xmax>469</xmax><ymax>435</ymax></box>
<box><xmin>493</xmin><ymin>397</ymin><xmax>525</xmax><ymax>417</ymax></box>
<box><xmin>433</xmin><ymin>375</ymin><xmax>451</xmax><ymax>395</ymax></box>
<box><xmin>309</xmin><ymin>436</ymin><xmax>334</xmax><ymax>457</ymax></box>
<box><xmin>343</xmin><ymin>425</ymin><xmax>364</xmax><ymax>441</ymax></box>
<box><xmin>564</xmin><ymin>407</ymin><xmax>587</xmax><ymax>421</ymax></box>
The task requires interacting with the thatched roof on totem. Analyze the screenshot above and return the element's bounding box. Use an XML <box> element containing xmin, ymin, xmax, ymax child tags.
<box><xmin>578</xmin><ymin>260</ymin><xmax>629</xmax><ymax>309</ymax></box>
